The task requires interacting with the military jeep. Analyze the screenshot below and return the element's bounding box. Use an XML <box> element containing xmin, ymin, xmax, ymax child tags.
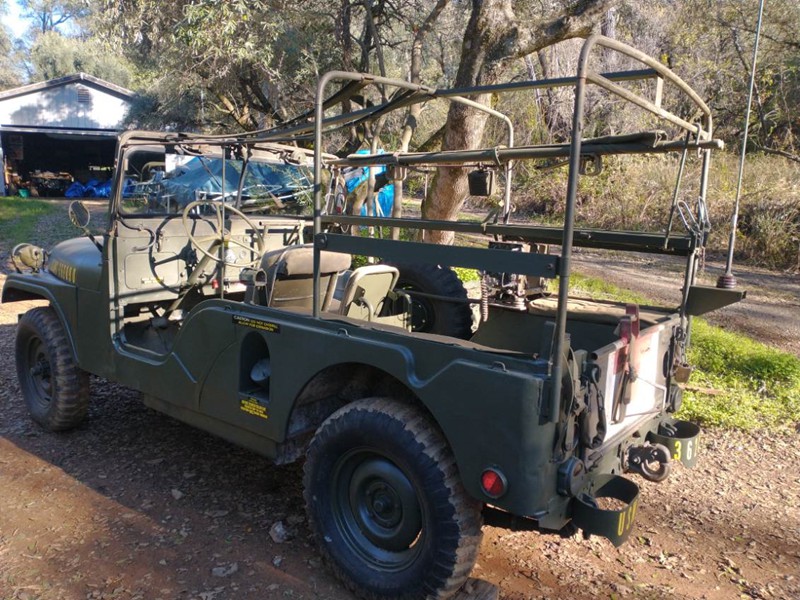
<box><xmin>3</xmin><ymin>35</ymin><xmax>745</xmax><ymax>600</ymax></box>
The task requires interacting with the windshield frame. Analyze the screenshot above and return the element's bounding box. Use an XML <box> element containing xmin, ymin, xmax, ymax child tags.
<box><xmin>113</xmin><ymin>139</ymin><xmax>317</xmax><ymax>220</ymax></box>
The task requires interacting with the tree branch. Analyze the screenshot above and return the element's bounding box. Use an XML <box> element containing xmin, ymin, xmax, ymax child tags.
<box><xmin>502</xmin><ymin>0</ymin><xmax>620</xmax><ymax>61</ymax></box>
<box><xmin>753</xmin><ymin>143</ymin><xmax>800</xmax><ymax>164</ymax></box>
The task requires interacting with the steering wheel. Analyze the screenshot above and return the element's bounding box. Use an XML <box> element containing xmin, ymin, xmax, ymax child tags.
<box><xmin>181</xmin><ymin>199</ymin><xmax>266</xmax><ymax>268</ymax></box>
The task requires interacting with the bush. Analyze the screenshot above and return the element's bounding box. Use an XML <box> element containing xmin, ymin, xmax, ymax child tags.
<box><xmin>511</xmin><ymin>152</ymin><xmax>800</xmax><ymax>271</ymax></box>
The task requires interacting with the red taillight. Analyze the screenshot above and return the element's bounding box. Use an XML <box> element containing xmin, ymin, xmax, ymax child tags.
<box><xmin>480</xmin><ymin>468</ymin><xmax>507</xmax><ymax>498</ymax></box>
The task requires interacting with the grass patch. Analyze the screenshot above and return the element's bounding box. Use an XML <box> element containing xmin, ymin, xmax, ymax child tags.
<box><xmin>453</xmin><ymin>267</ymin><xmax>480</xmax><ymax>283</ymax></box>
<box><xmin>0</xmin><ymin>197</ymin><xmax>60</xmax><ymax>248</ymax></box>
<box><xmin>568</xmin><ymin>272</ymin><xmax>649</xmax><ymax>304</ymax></box>
<box><xmin>680</xmin><ymin>320</ymin><xmax>800</xmax><ymax>430</ymax></box>
<box><xmin>572</xmin><ymin>270</ymin><xmax>800</xmax><ymax>432</ymax></box>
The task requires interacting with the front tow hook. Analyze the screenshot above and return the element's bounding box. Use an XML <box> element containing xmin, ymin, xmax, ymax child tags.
<box><xmin>626</xmin><ymin>443</ymin><xmax>671</xmax><ymax>482</ymax></box>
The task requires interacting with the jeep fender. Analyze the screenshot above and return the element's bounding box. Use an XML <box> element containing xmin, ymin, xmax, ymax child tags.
<box><xmin>2</xmin><ymin>273</ymin><xmax>80</xmax><ymax>359</ymax></box>
<box><xmin>282</xmin><ymin>339</ymin><xmax>553</xmax><ymax>516</ymax></box>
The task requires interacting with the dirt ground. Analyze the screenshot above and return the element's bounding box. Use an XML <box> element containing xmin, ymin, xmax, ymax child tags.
<box><xmin>1</xmin><ymin>201</ymin><xmax>799</xmax><ymax>599</ymax></box>
<box><xmin>572</xmin><ymin>249</ymin><xmax>800</xmax><ymax>358</ymax></box>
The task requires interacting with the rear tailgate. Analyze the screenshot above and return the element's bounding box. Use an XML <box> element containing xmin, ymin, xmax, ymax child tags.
<box><xmin>593</xmin><ymin>308</ymin><xmax>678</xmax><ymax>447</ymax></box>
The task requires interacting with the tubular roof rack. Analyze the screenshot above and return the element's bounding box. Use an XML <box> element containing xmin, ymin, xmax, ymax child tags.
<box><xmin>243</xmin><ymin>67</ymin><xmax>672</xmax><ymax>145</ymax></box>
<box><xmin>331</xmin><ymin>132</ymin><xmax>724</xmax><ymax>168</ymax></box>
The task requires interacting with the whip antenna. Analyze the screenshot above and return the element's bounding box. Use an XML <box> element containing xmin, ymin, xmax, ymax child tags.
<box><xmin>718</xmin><ymin>0</ymin><xmax>766</xmax><ymax>289</ymax></box>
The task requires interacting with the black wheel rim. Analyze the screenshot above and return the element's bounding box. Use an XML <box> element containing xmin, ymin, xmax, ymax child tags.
<box><xmin>399</xmin><ymin>284</ymin><xmax>434</xmax><ymax>332</ymax></box>
<box><xmin>332</xmin><ymin>449</ymin><xmax>424</xmax><ymax>572</ymax></box>
<box><xmin>25</xmin><ymin>337</ymin><xmax>52</xmax><ymax>407</ymax></box>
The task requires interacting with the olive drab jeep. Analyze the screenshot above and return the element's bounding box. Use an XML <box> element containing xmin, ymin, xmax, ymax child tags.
<box><xmin>3</xmin><ymin>35</ymin><xmax>745</xmax><ymax>600</ymax></box>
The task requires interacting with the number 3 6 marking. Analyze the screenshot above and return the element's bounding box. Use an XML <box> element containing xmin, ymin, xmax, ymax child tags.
<box><xmin>672</xmin><ymin>440</ymin><xmax>695</xmax><ymax>461</ymax></box>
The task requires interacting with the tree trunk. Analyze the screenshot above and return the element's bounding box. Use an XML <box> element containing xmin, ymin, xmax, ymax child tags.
<box><xmin>421</xmin><ymin>0</ymin><xmax>507</xmax><ymax>243</ymax></box>
<box><xmin>422</xmin><ymin>0</ymin><xmax>618</xmax><ymax>244</ymax></box>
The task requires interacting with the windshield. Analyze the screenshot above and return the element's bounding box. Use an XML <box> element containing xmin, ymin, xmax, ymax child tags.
<box><xmin>120</xmin><ymin>146</ymin><xmax>313</xmax><ymax>216</ymax></box>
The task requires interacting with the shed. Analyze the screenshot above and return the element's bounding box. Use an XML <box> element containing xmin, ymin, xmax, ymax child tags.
<box><xmin>0</xmin><ymin>73</ymin><xmax>134</xmax><ymax>196</ymax></box>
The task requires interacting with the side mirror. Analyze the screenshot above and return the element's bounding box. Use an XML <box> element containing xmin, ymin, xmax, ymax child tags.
<box><xmin>68</xmin><ymin>200</ymin><xmax>91</xmax><ymax>230</ymax></box>
<box><xmin>68</xmin><ymin>200</ymin><xmax>102</xmax><ymax>252</ymax></box>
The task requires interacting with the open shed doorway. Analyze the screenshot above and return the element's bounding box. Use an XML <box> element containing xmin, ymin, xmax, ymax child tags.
<box><xmin>1</xmin><ymin>129</ymin><xmax>117</xmax><ymax>197</ymax></box>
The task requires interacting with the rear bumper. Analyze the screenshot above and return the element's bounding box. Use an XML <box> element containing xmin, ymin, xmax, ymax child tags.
<box><xmin>571</xmin><ymin>417</ymin><xmax>701</xmax><ymax>545</ymax></box>
<box><xmin>485</xmin><ymin>416</ymin><xmax>701</xmax><ymax>545</ymax></box>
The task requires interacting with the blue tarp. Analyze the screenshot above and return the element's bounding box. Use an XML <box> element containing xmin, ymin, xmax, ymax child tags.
<box><xmin>65</xmin><ymin>179</ymin><xmax>113</xmax><ymax>198</ymax></box>
<box><xmin>345</xmin><ymin>149</ymin><xmax>395</xmax><ymax>217</ymax></box>
<box><xmin>153</xmin><ymin>157</ymin><xmax>312</xmax><ymax>208</ymax></box>
<box><xmin>65</xmin><ymin>181</ymin><xmax>85</xmax><ymax>198</ymax></box>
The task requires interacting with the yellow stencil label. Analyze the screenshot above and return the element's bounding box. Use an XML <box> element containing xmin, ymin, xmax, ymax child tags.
<box><xmin>240</xmin><ymin>396</ymin><xmax>269</xmax><ymax>420</ymax></box>
<box><xmin>232</xmin><ymin>314</ymin><xmax>280</xmax><ymax>333</ymax></box>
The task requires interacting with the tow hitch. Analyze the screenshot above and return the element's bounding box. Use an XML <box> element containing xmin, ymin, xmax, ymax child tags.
<box><xmin>626</xmin><ymin>443</ymin><xmax>672</xmax><ymax>482</ymax></box>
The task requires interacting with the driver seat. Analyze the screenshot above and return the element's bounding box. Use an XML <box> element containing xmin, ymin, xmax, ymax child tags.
<box><xmin>260</xmin><ymin>244</ymin><xmax>351</xmax><ymax>311</ymax></box>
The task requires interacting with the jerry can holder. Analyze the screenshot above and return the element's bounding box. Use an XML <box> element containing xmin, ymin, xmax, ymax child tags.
<box><xmin>572</xmin><ymin>474</ymin><xmax>639</xmax><ymax>547</ymax></box>
<box><xmin>647</xmin><ymin>418</ymin><xmax>701</xmax><ymax>468</ymax></box>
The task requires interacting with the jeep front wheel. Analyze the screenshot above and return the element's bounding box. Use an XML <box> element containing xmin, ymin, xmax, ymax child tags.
<box><xmin>16</xmin><ymin>307</ymin><xmax>89</xmax><ymax>431</ymax></box>
<box><xmin>303</xmin><ymin>398</ymin><xmax>482</xmax><ymax>600</ymax></box>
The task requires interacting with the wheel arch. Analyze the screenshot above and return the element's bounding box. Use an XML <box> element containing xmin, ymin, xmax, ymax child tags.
<box><xmin>275</xmin><ymin>339</ymin><xmax>550</xmax><ymax>516</ymax></box>
<box><xmin>2</xmin><ymin>278</ymin><xmax>80</xmax><ymax>359</ymax></box>
<box><xmin>280</xmin><ymin>361</ymin><xmax>445</xmax><ymax>462</ymax></box>
<box><xmin>2</xmin><ymin>286</ymin><xmax>48</xmax><ymax>303</ymax></box>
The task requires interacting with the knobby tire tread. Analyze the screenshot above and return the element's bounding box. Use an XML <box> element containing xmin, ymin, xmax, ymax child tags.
<box><xmin>386</xmin><ymin>263</ymin><xmax>473</xmax><ymax>340</ymax></box>
<box><xmin>304</xmin><ymin>398</ymin><xmax>483</xmax><ymax>600</ymax></box>
<box><xmin>16</xmin><ymin>307</ymin><xmax>89</xmax><ymax>431</ymax></box>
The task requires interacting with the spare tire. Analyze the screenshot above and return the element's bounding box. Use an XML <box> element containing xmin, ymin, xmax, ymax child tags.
<box><xmin>385</xmin><ymin>262</ymin><xmax>473</xmax><ymax>339</ymax></box>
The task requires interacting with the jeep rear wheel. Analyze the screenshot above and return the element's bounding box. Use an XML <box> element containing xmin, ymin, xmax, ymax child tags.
<box><xmin>16</xmin><ymin>307</ymin><xmax>89</xmax><ymax>431</ymax></box>
<box><xmin>304</xmin><ymin>398</ymin><xmax>482</xmax><ymax>600</ymax></box>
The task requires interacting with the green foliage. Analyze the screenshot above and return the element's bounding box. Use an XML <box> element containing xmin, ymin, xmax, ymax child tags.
<box><xmin>29</xmin><ymin>31</ymin><xmax>133</xmax><ymax>86</ymax></box>
<box><xmin>512</xmin><ymin>151</ymin><xmax>800</xmax><ymax>271</ymax></box>
<box><xmin>667</xmin><ymin>0</ymin><xmax>800</xmax><ymax>159</ymax></box>
<box><xmin>0</xmin><ymin>13</ymin><xmax>21</xmax><ymax>90</ymax></box>
<box><xmin>95</xmin><ymin>0</ymin><xmax>342</xmax><ymax>131</ymax></box>
<box><xmin>19</xmin><ymin>0</ymin><xmax>88</xmax><ymax>35</ymax></box>
<box><xmin>453</xmin><ymin>267</ymin><xmax>479</xmax><ymax>283</ymax></box>
<box><xmin>679</xmin><ymin>371</ymin><xmax>800</xmax><ymax>431</ymax></box>
<box><xmin>689</xmin><ymin>319</ymin><xmax>800</xmax><ymax>387</ymax></box>
<box><xmin>681</xmin><ymin>319</ymin><xmax>800</xmax><ymax>431</ymax></box>
<box><xmin>568</xmin><ymin>272</ymin><xmax>648</xmax><ymax>304</ymax></box>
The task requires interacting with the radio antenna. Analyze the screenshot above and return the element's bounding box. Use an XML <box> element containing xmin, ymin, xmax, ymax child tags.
<box><xmin>718</xmin><ymin>0</ymin><xmax>766</xmax><ymax>289</ymax></box>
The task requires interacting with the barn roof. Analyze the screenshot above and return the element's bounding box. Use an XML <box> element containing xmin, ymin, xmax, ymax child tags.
<box><xmin>0</xmin><ymin>72</ymin><xmax>134</xmax><ymax>102</ymax></box>
<box><xmin>0</xmin><ymin>72</ymin><xmax>135</xmax><ymax>132</ymax></box>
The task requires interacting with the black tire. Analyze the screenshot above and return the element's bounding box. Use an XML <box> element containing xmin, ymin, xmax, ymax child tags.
<box><xmin>16</xmin><ymin>307</ymin><xmax>89</xmax><ymax>431</ymax></box>
<box><xmin>304</xmin><ymin>398</ymin><xmax>483</xmax><ymax>600</ymax></box>
<box><xmin>385</xmin><ymin>262</ymin><xmax>473</xmax><ymax>339</ymax></box>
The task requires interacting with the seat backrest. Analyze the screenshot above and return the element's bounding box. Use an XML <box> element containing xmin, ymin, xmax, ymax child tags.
<box><xmin>338</xmin><ymin>264</ymin><xmax>399</xmax><ymax>320</ymax></box>
<box><xmin>261</xmin><ymin>244</ymin><xmax>351</xmax><ymax>311</ymax></box>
